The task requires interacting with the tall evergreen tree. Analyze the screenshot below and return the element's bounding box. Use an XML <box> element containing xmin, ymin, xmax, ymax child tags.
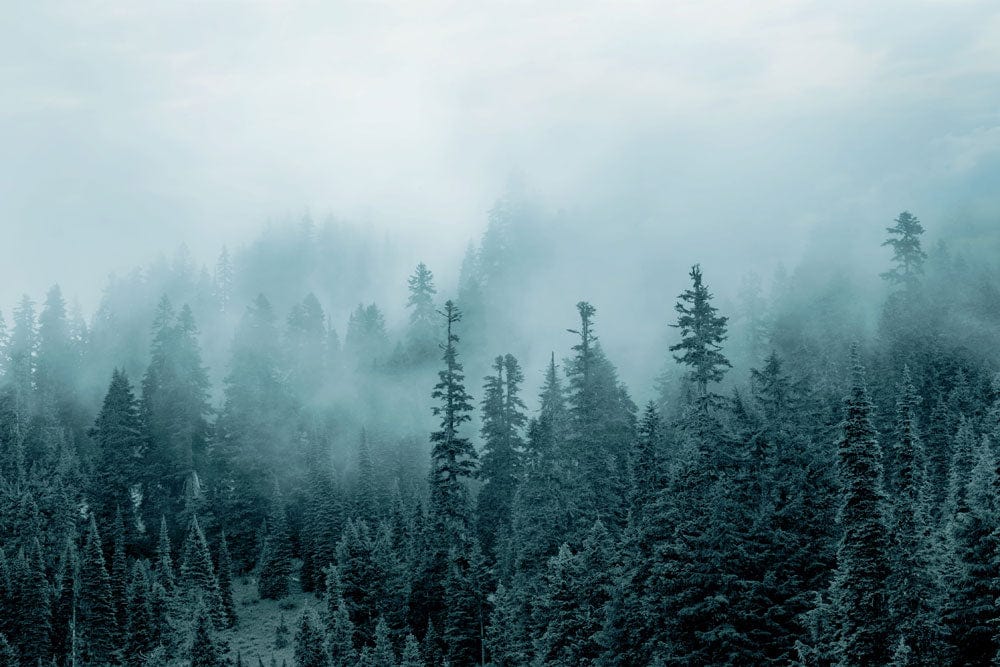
<box><xmin>293</xmin><ymin>609</ymin><xmax>327</xmax><ymax>667</ymax></box>
<box><xmin>406</xmin><ymin>262</ymin><xmax>439</xmax><ymax>364</ymax></box>
<box><xmin>881</xmin><ymin>211</ymin><xmax>927</xmax><ymax>288</ymax></box>
<box><xmin>428</xmin><ymin>300</ymin><xmax>477</xmax><ymax>534</ymax></box>
<box><xmin>828</xmin><ymin>351</ymin><xmax>891</xmax><ymax>666</ymax></box>
<box><xmin>180</xmin><ymin>515</ymin><xmax>224</xmax><ymax>625</ymax></box>
<box><xmin>216</xmin><ymin>531</ymin><xmax>237</xmax><ymax>628</ymax></box>
<box><xmin>189</xmin><ymin>603</ymin><xmax>222</xmax><ymax>667</ymax></box>
<box><xmin>669</xmin><ymin>264</ymin><xmax>730</xmax><ymax>405</ymax></box>
<box><xmin>476</xmin><ymin>353</ymin><xmax>526</xmax><ymax>556</ymax></box>
<box><xmin>257</xmin><ymin>492</ymin><xmax>293</xmax><ymax>600</ymax></box>
<box><xmin>89</xmin><ymin>369</ymin><xmax>143</xmax><ymax>534</ymax></box>
<box><xmin>79</xmin><ymin>517</ymin><xmax>116</xmax><ymax>665</ymax></box>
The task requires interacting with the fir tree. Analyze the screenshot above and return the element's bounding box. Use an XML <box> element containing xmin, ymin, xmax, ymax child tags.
<box><xmin>476</xmin><ymin>353</ymin><xmax>526</xmax><ymax>556</ymax></box>
<box><xmin>828</xmin><ymin>351</ymin><xmax>891</xmax><ymax>666</ymax></box>
<box><xmin>155</xmin><ymin>516</ymin><xmax>175</xmax><ymax>591</ymax></box>
<box><xmin>89</xmin><ymin>369</ymin><xmax>143</xmax><ymax>534</ymax></box>
<box><xmin>257</xmin><ymin>492</ymin><xmax>293</xmax><ymax>600</ymax></box>
<box><xmin>399</xmin><ymin>634</ymin><xmax>422</xmax><ymax>667</ymax></box>
<box><xmin>428</xmin><ymin>300</ymin><xmax>477</xmax><ymax>534</ymax></box>
<box><xmin>293</xmin><ymin>609</ymin><xmax>327</xmax><ymax>667</ymax></box>
<box><xmin>406</xmin><ymin>262</ymin><xmax>439</xmax><ymax>364</ymax></box>
<box><xmin>216</xmin><ymin>531</ymin><xmax>237</xmax><ymax>628</ymax></box>
<box><xmin>0</xmin><ymin>635</ymin><xmax>16</xmax><ymax>667</ymax></box>
<box><xmin>669</xmin><ymin>264</ymin><xmax>730</xmax><ymax>404</ymax></box>
<box><xmin>180</xmin><ymin>515</ymin><xmax>224</xmax><ymax>625</ymax></box>
<box><xmin>881</xmin><ymin>211</ymin><xmax>927</xmax><ymax>288</ymax></box>
<box><xmin>372</xmin><ymin>617</ymin><xmax>397</xmax><ymax>667</ymax></box>
<box><xmin>324</xmin><ymin>567</ymin><xmax>357</xmax><ymax>667</ymax></box>
<box><xmin>124</xmin><ymin>563</ymin><xmax>155</xmax><ymax>667</ymax></box>
<box><xmin>79</xmin><ymin>516</ymin><xmax>116</xmax><ymax>665</ymax></box>
<box><xmin>189</xmin><ymin>604</ymin><xmax>223</xmax><ymax>667</ymax></box>
<box><xmin>18</xmin><ymin>540</ymin><xmax>52</xmax><ymax>666</ymax></box>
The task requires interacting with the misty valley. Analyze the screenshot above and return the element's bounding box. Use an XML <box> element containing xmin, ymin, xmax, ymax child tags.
<box><xmin>0</xmin><ymin>207</ymin><xmax>998</xmax><ymax>667</ymax></box>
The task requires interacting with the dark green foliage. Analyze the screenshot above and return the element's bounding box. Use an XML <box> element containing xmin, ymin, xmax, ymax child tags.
<box><xmin>293</xmin><ymin>609</ymin><xmax>326</xmax><ymax>667</ymax></box>
<box><xmin>428</xmin><ymin>301</ymin><xmax>477</xmax><ymax>535</ymax></box>
<box><xmin>399</xmin><ymin>634</ymin><xmax>421</xmax><ymax>667</ymax></box>
<box><xmin>476</xmin><ymin>354</ymin><xmax>526</xmax><ymax>556</ymax></box>
<box><xmin>0</xmin><ymin>634</ymin><xmax>17</xmax><ymax>667</ymax></box>
<box><xmin>79</xmin><ymin>516</ymin><xmax>116</xmax><ymax>665</ymax></box>
<box><xmin>324</xmin><ymin>566</ymin><xmax>357</xmax><ymax>667</ymax></box>
<box><xmin>669</xmin><ymin>264</ymin><xmax>731</xmax><ymax>402</ymax></box>
<box><xmin>828</xmin><ymin>353</ymin><xmax>891</xmax><ymax>666</ymax></box>
<box><xmin>16</xmin><ymin>540</ymin><xmax>52</xmax><ymax>666</ymax></box>
<box><xmin>89</xmin><ymin>369</ymin><xmax>143</xmax><ymax>534</ymax></box>
<box><xmin>189</xmin><ymin>604</ymin><xmax>223</xmax><ymax>667</ymax></box>
<box><xmin>215</xmin><ymin>531</ymin><xmax>237</xmax><ymax>628</ymax></box>
<box><xmin>124</xmin><ymin>563</ymin><xmax>156</xmax><ymax>666</ymax></box>
<box><xmin>371</xmin><ymin>617</ymin><xmax>397</xmax><ymax>666</ymax></box>
<box><xmin>442</xmin><ymin>541</ymin><xmax>489</xmax><ymax>666</ymax></box>
<box><xmin>881</xmin><ymin>211</ymin><xmax>927</xmax><ymax>287</ymax></box>
<box><xmin>180</xmin><ymin>515</ymin><xmax>224</xmax><ymax>624</ymax></box>
<box><xmin>257</xmin><ymin>493</ymin><xmax>293</xmax><ymax>600</ymax></box>
<box><xmin>405</xmin><ymin>262</ymin><xmax>439</xmax><ymax>364</ymax></box>
<box><xmin>274</xmin><ymin>614</ymin><xmax>291</xmax><ymax>650</ymax></box>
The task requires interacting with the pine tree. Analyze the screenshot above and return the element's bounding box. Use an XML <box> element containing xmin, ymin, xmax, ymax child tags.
<box><xmin>564</xmin><ymin>302</ymin><xmax>636</xmax><ymax>529</ymax></box>
<box><xmin>476</xmin><ymin>353</ymin><xmax>526</xmax><ymax>556</ymax></box>
<box><xmin>155</xmin><ymin>516</ymin><xmax>176</xmax><ymax>591</ymax></box>
<box><xmin>356</xmin><ymin>429</ymin><xmax>379</xmax><ymax>523</ymax></box>
<box><xmin>828</xmin><ymin>351</ymin><xmax>891</xmax><ymax>666</ymax></box>
<box><xmin>285</xmin><ymin>293</ymin><xmax>328</xmax><ymax>399</ymax></box>
<box><xmin>324</xmin><ymin>567</ymin><xmax>357</xmax><ymax>667</ymax></box>
<box><xmin>18</xmin><ymin>540</ymin><xmax>52</xmax><ymax>666</ymax></box>
<box><xmin>881</xmin><ymin>211</ymin><xmax>927</xmax><ymax>288</ymax></box>
<box><xmin>140</xmin><ymin>299</ymin><xmax>212</xmax><ymax>527</ymax></box>
<box><xmin>189</xmin><ymin>604</ymin><xmax>222</xmax><ymax>667</ymax></box>
<box><xmin>336</xmin><ymin>519</ymin><xmax>378</xmax><ymax>644</ymax></box>
<box><xmin>79</xmin><ymin>516</ymin><xmax>116</xmax><ymax>665</ymax></box>
<box><xmin>124</xmin><ymin>563</ymin><xmax>155</xmax><ymax>667</ymax></box>
<box><xmin>947</xmin><ymin>435</ymin><xmax>1000</xmax><ymax>664</ymax></box>
<box><xmin>180</xmin><ymin>515</ymin><xmax>224</xmax><ymax>625</ymax></box>
<box><xmin>216</xmin><ymin>531</ymin><xmax>237</xmax><ymax>628</ymax></box>
<box><xmin>406</xmin><ymin>262</ymin><xmax>439</xmax><ymax>364</ymax></box>
<box><xmin>89</xmin><ymin>369</ymin><xmax>143</xmax><ymax>534</ymax></box>
<box><xmin>214</xmin><ymin>294</ymin><xmax>294</xmax><ymax>568</ymax></box>
<box><xmin>257</xmin><ymin>491</ymin><xmax>293</xmax><ymax>600</ymax></box>
<box><xmin>213</xmin><ymin>246</ymin><xmax>234</xmax><ymax>314</ymax></box>
<box><xmin>669</xmin><ymin>264</ymin><xmax>731</xmax><ymax>405</ymax></box>
<box><xmin>51</xmin><ymin>540</ymin><xmax>77</xmax><ymax>665</ymax></box>
<box><xmin>36</xmin><ymin>284</ymin><xmax>77</xmax><ymax>420</ymax></box>
<box><xmin>293</xmin><ymin>609</ymin><xmax>327</xmax><ymax>667</ymax></box>
<box><xmin>421</xmin><ymin>621</ymin><xmax>443</xmax><ymax>667</ymax></box>
<box><xmin>885</xmin><ymin>369</ymin><xmax>947</xmax><ymax>664</ymax></box>
<box><xmin>485</xmin><ymin>582</ymin><xmax>528</xmax><ymax>667</ymax></box>
<box><xmin>428</xmin><ymin>300</ymin><xmax>477</xmax><ymax>535</ymax></box>
<box><xmin>399</xmin><ymin>633</ymin><xmax>422</xmax><ymax>667</ymax></box>
<box><xmin>110</xmin><ymin>507</ymin><xmax>129</xmax><ymax>652</ymax></box>
<box><xmin>372</xmin><ymin>617</ymin><xmax>397</xmax><ymax>666</ymax></box>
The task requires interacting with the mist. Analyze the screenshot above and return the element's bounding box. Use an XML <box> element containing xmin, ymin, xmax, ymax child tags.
<box><xmin>2</xmin><ymin>3</ymin><xmax>1000</xmax><ymax>665</ymax></box>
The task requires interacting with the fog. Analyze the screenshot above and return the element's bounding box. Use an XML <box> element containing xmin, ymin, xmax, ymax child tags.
<box><xmin>2</xmin><ymin>1</ymin><xmax>1000</xmax><ymax>396</ymax></box>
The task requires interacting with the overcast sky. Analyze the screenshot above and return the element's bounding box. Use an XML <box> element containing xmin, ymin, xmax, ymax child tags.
<box><xmin>2</xmin><ymin>0</ymin><xmax>1000</xmax><ymax>314</ymax></box>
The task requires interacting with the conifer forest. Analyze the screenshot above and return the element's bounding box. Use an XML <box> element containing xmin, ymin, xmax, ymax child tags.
<box><xmin>4</xmin><ymin>3</ymin><xmax>1000</xmax><ymax>667</ymax></box>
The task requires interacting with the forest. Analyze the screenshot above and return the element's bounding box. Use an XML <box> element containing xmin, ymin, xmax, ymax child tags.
<box><xmin>1</xmin><ymin>203</ymin><xmax>1000</xmax><ymax>667</ymax></box>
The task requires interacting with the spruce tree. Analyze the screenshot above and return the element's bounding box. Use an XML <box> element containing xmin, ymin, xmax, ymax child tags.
<box><xmin>89</xmin><ymin>369</ymin><xmax>143</xmax><ymax>533</ymax></box>
<box><xmin>18</xmin><ymin>540</ymin><xmax>52</xmax><ymax>666</ymax></box>
<box><xmin>180</xmin><ymin>515</ymin><xmax>224</xmax><ymax>625</ymax></box>
<box><xmin>155</xmin><ymin>516</ymin><xmax>175</xmax><ymax>591</ymax></box>
<box><xmin>372</xmin><ymin>617</ymin><xmax>397</xmax><ymax>666</ymax></box>
<box><xmin>216</xmin><ymin>531</ymin><xmax>237</xmax><ymax>628</ymax></box>
<box><xmin>124</xmin><ymin>563</ymin><xmax>155</xmax><ymax>667</ymax></box>
<box><xmin>257</xmin><ymin>492</ymin><xmax>293</xmax><ymax>600</ymax></box>
<box><xmin>293</xmin><ymin>609</ymin><xmax>327</xmax><ymax>667</ymax></box>
<box><xmin>324</xmin><ymin>567</ymin><xmax>357</xmax><ymax>667</ymax></box>
<box><xmin>111</xmin><ymin>507</ymin><xmax>129</xmax><ymax>651</ymax></box>
<box><xmin>79</xmin><ymin>516</ymin><xmax>116</xmax><ymax>665</ymax></box>
<box><xmin>428</xmin><ymin>300</ymin><xmax>477</xmax><ymax>534</ymax></box>
<box><xmin>947</xmin><ymin>435</ymin><xmax>1000</xmax><ymax>664</ymax></box>
<box><xmin>885</xmin><ymin>369</ymin><xmax>947</xmax><ymax>663</ymax></box>
<box><xmin>828</xmin><ymin>351</ymin><xmax>891</xmax><ymax>666</ymax></box>
<box><xmin>189</xmin><ymin>603</ymin><xmax>222</xmax><ymax>667</ymax></box>
<box><xmin>406</xmin><ymin>262</ymin><xmax>439</xmax><ymax>364</ymax></box>
<box><xmin>399</xmin><ymin>633</ymin><xmax>422</xmax><ymax>667</ymax></box>
<box><xmin>669</xmin><ymin>264</ymin><xmax>730</xmax><ymax>405</ymax></box>
<box><xmin>881</xmin><ymin>211</ymin><xmax>927</xmax><ymax>288</ymax></box>
<box><xmin>476</xmin><ymin>353</ymin><xmax>526</xmax><ymax>556</ymax></box>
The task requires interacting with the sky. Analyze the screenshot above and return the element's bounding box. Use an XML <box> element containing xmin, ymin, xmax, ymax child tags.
<box><xmin>2</xmin><ymin>0</ymin><xmax>1000</xmax><ymax>315</ymax></box>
